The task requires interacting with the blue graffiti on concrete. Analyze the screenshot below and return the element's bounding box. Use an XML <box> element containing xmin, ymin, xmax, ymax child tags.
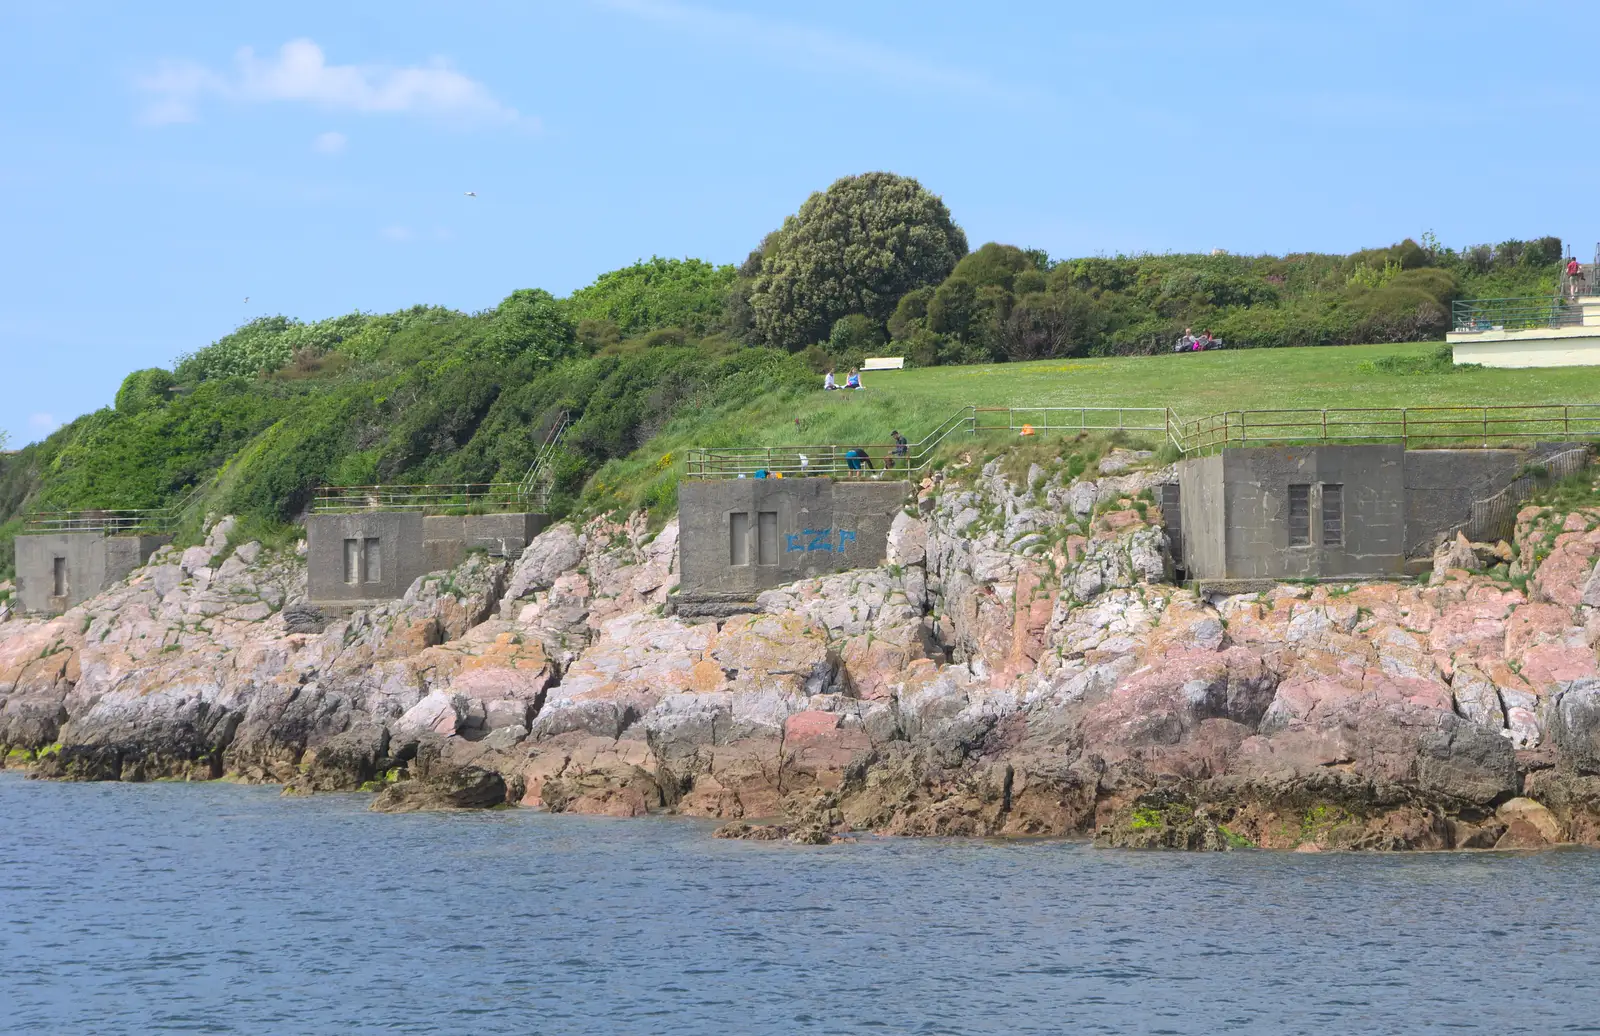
<box><xmin>785</xmin><ymin>528</ymin><xmax>858</xmax><ymax>553</ymax></box>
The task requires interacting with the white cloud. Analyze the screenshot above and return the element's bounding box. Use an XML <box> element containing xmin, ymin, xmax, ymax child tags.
<box><xmin>313</xmin><ymin>130</ymin><xmax>347</xmax><ymax>154</ymax></box>
<box><xmin>137</xmin><ymin>39</ymin><xmax>521</xmax><ymax>126</ymax></box>
<box><xmin>135</xmin><ymin>61</ymin><xmax>225</xmax><ymax>125</ymax></box>
<box><xmin>28</xmin><ymin>413</ymin><xmax>59</xmax><ymax>436</ymax></box>
<box><xmin>380</xmin><ymin>225</ymin><xmax>414</xmax><ymax>242</ymax></box>
<box><xmin>594</xmin><ymin>0</ymin><xmax>1035</xmax><ymax>104</ymax></box>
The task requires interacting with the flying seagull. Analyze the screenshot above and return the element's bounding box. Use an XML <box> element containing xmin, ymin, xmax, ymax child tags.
<box><xmin>243</xmin><ymin>296</ymin><xmax>249</xmax><ymax>303</ymax></box>
<box><xmin>464</xmin><ymin>191</ymin><xmax>477</xmax><ymax>197</ymax></box>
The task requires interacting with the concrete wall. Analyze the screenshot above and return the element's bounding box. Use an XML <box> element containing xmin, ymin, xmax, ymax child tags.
<box><xmin>306</xmin><ymin>512</ymin><xmax>426</xmax><ymax>606</ymax></box>
<box><xmin>1449</xmin><ymin>327</ymin><xmax>1600</xmax><ymax>368</ymax></box>
<box><xmin>1178</xmin><ymin>444</ymin><xmax>1544</xmax><ymax>582</ymax></box>
<box><xmin>307</xmin><ymin>512</ymin><xmax>546</xmax><ymax>606</ymax></box>
<box><xmin>1178</xmin><ymin>445</ymin><xmax>1407</xmax><ymax>581</ymax></box>
<box><xmin>678</xmin><ymin>478</ymin><xmax>910</xmax><ymax>597</ymax></box>
<box><xmin>1223</xmin><ymin>444</ymin><xmax>1407</xmax><ymax>580</ymax></box>
<box><xmin>1176</xmin><ymin>454</ymin><xmax>1225</xmax><ymax>579</ymax></box>
<box><xmin>1402</xmin><ymin>449</ymin><xmax>1523</xmax><ymax>556</ymax></box>
<box><xmin>422</xmin><ymin>513</ymin><xmax>548</xmax><ymax>572</ymax></box>
<box><xmin>14</xmin><ymin>532</ymin><xmax>169</xmax><ymax>614</ymax></box>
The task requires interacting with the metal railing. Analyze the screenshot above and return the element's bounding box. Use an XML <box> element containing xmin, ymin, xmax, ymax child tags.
<box><xmin>972</xmin><ymin>407</ymin><xmax>1171</xmax><ymax>437</ymax></box>
<box><xmin>22</xmin><ymin>474</ymin><xmax>220</xmax><ymax>534</ymax></box>
<box><xmin>1451</xmin><ymin>295</ymin><xmax>1585</xmax><ymax>333</ymax></box>
<box><xmin>1171</xmin><ymin>405</ymin><xmax>1600</xmax><ymax>454</ymax></box>
<box><xmin>23</xmin><ymin>508</ymin><xmax>173</xmax><ymax>533</ymax></box>
<box><xmin>684</xmin><ymin>401</ymin><xmax>1600</xmax><ymax>479</ymax></box>
<box><xmin>313</xmin><ymin>409</ymin><xmax>574</xmax><ymax>515</ymax></box>
<box><xmin>311</xmin><ymin>482</ymin><xmax>524</xmax><ymax>514</ymax></box>
<box><xmin>519</xmin><ymin>409</ymin><xmax>571</xmax><ymax>510</ymax></box>
<box><xmin>684</xmin><ymin>406</ymin><xmax>977</xmax><ymax>479</ymax></box>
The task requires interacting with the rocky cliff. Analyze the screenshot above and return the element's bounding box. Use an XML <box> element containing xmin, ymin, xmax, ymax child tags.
<box><xmin>5</xmin><ymin>449</ymin><xmax>1600</xmax><ymax>851</ymax></box>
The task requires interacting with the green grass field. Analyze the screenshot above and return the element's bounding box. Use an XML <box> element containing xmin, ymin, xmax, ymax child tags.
<box><xmin>724</xmin><ymin>341</ymin><xmax>1600</xmax><ymax>444</ymax></box>
<box><xmin>584</xmin><ymin>340</ymin><xmax>1600</xmax><ymax>513</ymax></box>
<box><xmin>864</xmin><ymin>341</ymin><xmax>1600</xmax><ymax>414</ymax></box>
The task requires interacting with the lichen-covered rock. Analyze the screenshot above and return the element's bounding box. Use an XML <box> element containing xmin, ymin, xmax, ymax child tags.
<box><xmin>370</xmin><ymin>765</ymin><xmax>508</xmax><ymax>812</ymax></box>
<box><xmin>1094</xmin><ymin>794</ymin><xmax>1235</xmax><ymax>851</ymax></box>
<box><xmin>1546</xmin><ymin>679</ymin><xmax>1600</xmax><ymax>774</ymax></box>
<box><xmin>501</xmin><ymin>523</ymin><xmax>583</xmax><ymax>609</ymax></box>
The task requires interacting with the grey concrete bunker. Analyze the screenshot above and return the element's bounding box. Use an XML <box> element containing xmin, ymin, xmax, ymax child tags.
<box><xmin>305</xmin><ymin>512</ymin><xmax>547</xmax><ymax>608</ymax></box>
<box><xmin>1174</xmin><ymin>443</ymin><xmax>1575</xmax><ymax>583</ymax></box>
<box><xmin>676</xmin><ymin>478</ymin><xmax>910</xmax><ymax>612</ymax></box>
<box><xmin>13</xmin><ymin>531</ymin><xmax>171</xmax><ymax>614</ymax></box>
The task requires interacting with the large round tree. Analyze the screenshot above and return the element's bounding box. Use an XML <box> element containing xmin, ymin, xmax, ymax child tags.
<box><xmin>743</xmin><ymin>172</ymin><xmax>968</xmax><ymax>351</ymax></box>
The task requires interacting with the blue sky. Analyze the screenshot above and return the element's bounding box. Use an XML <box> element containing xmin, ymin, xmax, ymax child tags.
<box><xmin>1</xmin><ymin>1</ymin><xmax>1593</xmax><ymax>446</ymax></box>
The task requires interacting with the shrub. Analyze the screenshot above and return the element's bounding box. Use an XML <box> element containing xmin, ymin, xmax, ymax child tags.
<box><xmin>175</xmin><ymin>313</ymin><xmax>370</xmax><ymax>381</ymax></box>
<box><xmin>1357</xmin><ymin>344</ymin><xmax>1468</xmax><ymax>375</ymax></box>
<box><xmin>115</xmin><ymin>368</ymin><xmax>176</xmax><ymax>415</ymax></box>
<box><xmin>740</xmin><ymin>172</ymin><xmax>968</xmax><ymax>350</ymax></box>
<box><xmin>564</xmin><ymin>257</ymin><xmax>736</xmax><ymax>338</ymax></box>
<box><xmin>485</xmin><ymin>289</ymin><xmax>578</xmax><ymax>364</ymax></box>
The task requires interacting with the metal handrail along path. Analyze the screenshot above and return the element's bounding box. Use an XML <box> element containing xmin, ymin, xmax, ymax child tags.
<box><xmin>683</xmin><ymin>406</ymin><xmax>977</xmax><ymax>479</ymax></box>
<box><xmin>22</xmin><ymin>472</ymin><xmax>221</xmax><ymax>534</ymax></box>
<box><xmin>311</xmin><ymin>482</ymin><xmax>524</xmax><ymax>514</ymax></box>
<box><xmin>684</xmin><ymin>401</ymin><xmax>1600</xmax><ymax>479</ymax></box>
<box><xmin>1171</xmin><ymin>404</ymin><xmax>1600</xmax><ymax>453</ymax></box>
<box><xmin>519</xmin><ymin>408</ymin><xmax>572</xmax><ymax>510</ymax></box>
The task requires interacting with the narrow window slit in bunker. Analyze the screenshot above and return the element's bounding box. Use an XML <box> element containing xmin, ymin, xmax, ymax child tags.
<box><xmin>1288</xmin><ymin>484</ymin><xmax>1311</xmax><ymax>547</ymax></box>
<box><xmin>1321</xmin><ymin>484</ymin><xmax>1344</xmax><ymax>547</ymax></box>
<box><xmin>729</xmin><ymin>512</ymin><xmax>749</xmax><ymax>566</ymax></box>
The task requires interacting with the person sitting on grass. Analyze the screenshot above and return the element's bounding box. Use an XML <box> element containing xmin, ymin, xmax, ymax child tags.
<box><xmin>845</xmin><ymin>369</ymin><xmax>862</xmax><ymax>390</ymax></box>
<box><xmin>823</xmin><ymin>369</ymin><xmax>838</xmax><ymax>390</ymax></box>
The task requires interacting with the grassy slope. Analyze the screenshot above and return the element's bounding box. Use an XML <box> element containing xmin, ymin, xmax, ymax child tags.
<box><xmin>586</xmin><ymin>341</ymin><xmax>1600</xmax><ymax>513</ymax></box>
<box><xmin>657</xmin><ymin>341</ymin><xmax>1600</xmax><ymax>447</ymax></box>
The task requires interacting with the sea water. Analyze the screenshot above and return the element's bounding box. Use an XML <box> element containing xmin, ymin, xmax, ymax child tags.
<box><xmin>2</xmin><ymin>773</ymin><xmax>1598</xmax><ymax>1035</ymax></box>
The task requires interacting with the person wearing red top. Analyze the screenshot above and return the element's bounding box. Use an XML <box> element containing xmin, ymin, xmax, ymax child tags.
<box><xmin>1568</xmin><ymin>257</ymin><xmax>1584</xmax><ymax>299</ymax></box>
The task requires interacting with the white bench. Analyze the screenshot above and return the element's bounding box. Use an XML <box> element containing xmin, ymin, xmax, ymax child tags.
<box><xmin>861</xmin><ymin>356</ymin><xmax>905</xmax><ymax>371</ymax></box>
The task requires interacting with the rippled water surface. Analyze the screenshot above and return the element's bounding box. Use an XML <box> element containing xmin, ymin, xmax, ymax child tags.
<box><xmin>4</xmin><ymin>775</ymin><xmax>1600</xmax><ymax>1035</ymax></box>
